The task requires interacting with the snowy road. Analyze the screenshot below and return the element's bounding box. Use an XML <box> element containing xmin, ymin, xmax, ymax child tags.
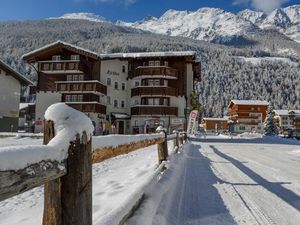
<box><xmin>127</xmin><ymin>137</ymin><xmax>300</xmax><ymax>225</ymax></box>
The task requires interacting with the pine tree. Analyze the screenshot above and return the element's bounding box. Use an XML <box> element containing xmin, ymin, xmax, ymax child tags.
<box><xmin>264</xmin><ymin>106</ymin><xmax>278</xmax><ymax>136</ymax></box>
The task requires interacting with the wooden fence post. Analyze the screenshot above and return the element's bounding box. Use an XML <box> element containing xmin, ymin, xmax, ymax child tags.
<box><xmin>157</xmin><ymin>131</ymin><xmax>168</xmax><ymax>164</ymax></box>
<box><xmin>43</xmin><ymin>121</ymin><xmax>92</xmax><ymax>225</ymax></box>
<box><xmin>43</xmin><ymin>120</ymin><xmax>62</xmax><ymax>225</ymax></box>
<box><xmin>61</xmin><ymin>132</ymin><xmax>92</xmax><ymax>225</ymax></box>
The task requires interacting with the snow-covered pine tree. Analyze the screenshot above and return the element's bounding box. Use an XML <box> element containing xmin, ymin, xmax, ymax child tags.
<box><xmin>264</xmin><ymin>106</ymin><xmax>278</xmax><ymax>136</ymax></box>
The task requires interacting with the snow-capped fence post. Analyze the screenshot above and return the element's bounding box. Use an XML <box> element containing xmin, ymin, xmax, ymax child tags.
<box><xmin>43</xmin><ymin>120</ymin><xmax>62</xmax><ymax>225</ymax></box>
<box><xmin>43</xmin><ymin>118</ymin><xmax>92</xmax><ymax>225</ymax></box>
<box><xmin>157</xmin><ymin>130</ymin><xmax>168</xmax><ymax>164</ymax></box>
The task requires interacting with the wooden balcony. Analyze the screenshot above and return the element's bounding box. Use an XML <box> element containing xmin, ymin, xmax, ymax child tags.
<box><xmin>133</xmin><ymin>66</ymin><xmax>178</xmax><ymax>79</ymax></box>
<box><xmin>66</xmin><ymin>102</ymin><xmax>106</xmax><ymax>114</ymax></box>
<box><xmin>56</xmin><ymin>81</ymin><xmax>107</xmax><ymax>95</ymax></box>
<box><xmin>39</xmin><ymin>60</ymin><xmax>84</xmax><ymax>73</ymax></box>
<box><xmin>131</xmin><ymin>86</ymin><xmax>178</xmax><ymax>97</ymax></box>
<box><xmin>131</xmin><ymin>106</ymin><xmax>178</xmax><ymax>116</ymax></box>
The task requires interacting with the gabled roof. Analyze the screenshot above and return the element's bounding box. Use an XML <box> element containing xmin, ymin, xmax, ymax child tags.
<box><xmin>99</xmin><ymin>51</ymin><xmax>196</xmax><ymax>59</ymax></box>
<box><xmin>22</xmin><ymin>40</ymin><xmax>197</xmax><ymax>62</ymax></box>
<box><xmin>0</xmin><ymin>60</ymin><xmax>33</xmax><ymax>85</ymax></box>
<box><xmin>274</xmin><ymin>110</ymin><xmax>300</xmax><ymax>116</ymax></box>
<box><xmin>229</xmin><ymin>100</ymin><xmax>269</xmax><ymax>107</ymax></box>
<box><xmin>22</xmin><ymin>40</ymin><xmax>99</xmax><ymax>62</ymax></box>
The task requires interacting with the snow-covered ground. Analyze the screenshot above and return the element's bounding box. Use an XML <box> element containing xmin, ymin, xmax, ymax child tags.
<box><xmin>127</xmin><ymin>136</ymin><xmax>300</xmax><ymax>225</ymax></box>
<box><xmin>235</xmin><ymin>56</ymin><xmax>298</xmax><ymax>66</ymax></box>
<box><xmin>0</xmin><ymin>136</ymin><xmax>175</xmax><ymax>225</ymax></box>
<box><xmin>1</xmin><ymin>135</ymin><xmax>299</xmax><ymax>225</ymax></box>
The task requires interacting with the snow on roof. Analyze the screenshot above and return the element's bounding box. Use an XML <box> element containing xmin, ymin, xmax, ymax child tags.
<box><xmin>0</xmin><ymin>60</ymin><xmax>33</xmax><ymax>85</ymax></box>
<box><xmin>99</xmin><ymin>51</ymin><xmax>196</xmax><ymax>59</ymax></box>
<box><xmin>230</xmin><ymin>100</ymin><xmax>269</xmax><ymax>106</ymax></box>
<box><xmin>111</xmin><ymin>113</ymin><xmax>131</xmax><ymax>119</ymax></box>
<box><xmin>22</xmin><ymin>40</ymin><xmax>99</xmax><ymax>60</ymax></box>
<box><xmin>19</xmin><ymin>103</ymin><xmax>35</xmax><ymax>110</ymax></box>
<box><xmin>274</xmin><ymin>110</ymin><xmax>300</xmax><ymax>116</ymax></box>
<box><xmin>22</xmin><ymin>40</ymin><xmax>197</xmax><ymax>62</ymax></box>
<box><xmin>202</xmin><ymin>118</ymin><xmax>228</xmax><ymax>121</ymax></box>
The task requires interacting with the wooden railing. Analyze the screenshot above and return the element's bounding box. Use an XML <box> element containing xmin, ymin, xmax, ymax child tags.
<box><xmin>0</xmin><ymin>105</ymin><xmax>186</xmax><ymax>225</ymax></box>
<box><xmin>39</xmin><ymin>61</ymin><xmax>84</xmax><ymax>73</ymax></box>
<box><xmin>133</xmin><ymin>66</ymin><xmax>178</xmax><ymax>79</ymax></box>
<box><xmin>131</xmin><ymin>106</ymin><xmax>178</xmax><ymax>116</ymax></box>
<box><xmin>66</xmin><ymin>102</ymin><xmax>106</xmax><ymax>114</ymax></box>
<box><xmin>131</xmin><ymin>86</ymin><xmax>178</xmax><ymax>97</ymax></box>
<box><xmin>56</xmin><ymin>81</ymin><xmax>107</xmax><ymax>95</ymax></box>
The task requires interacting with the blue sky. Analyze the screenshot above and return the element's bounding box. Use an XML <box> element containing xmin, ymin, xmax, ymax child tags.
<box><xmin>0</xmin><ymin>0</ymin><xmax>299</xmax><ymax>22</ymax></box>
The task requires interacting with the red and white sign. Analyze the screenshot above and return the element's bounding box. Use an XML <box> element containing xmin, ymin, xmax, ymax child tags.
<box><xmin>187</xmin><ymin>110</ymin><xmax>199</xmax><ymax>136</ymax></box>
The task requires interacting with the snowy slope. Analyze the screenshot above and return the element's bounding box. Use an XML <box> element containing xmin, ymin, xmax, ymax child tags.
<box><xmin>122</xmin><ymin>8</ymin><xmax>256</xmax><ymax>42</ymax></box>
<box><xmin>48</xmin><ymin>13</ymin><xmax>107</xmax><ymax>23</ymax></box>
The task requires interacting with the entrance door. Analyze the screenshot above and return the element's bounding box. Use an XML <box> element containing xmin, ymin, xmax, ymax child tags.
<box><xmin>118</xmin><ymin>121</ymin><xmax>125</xmax><ymax>134</ymax></box>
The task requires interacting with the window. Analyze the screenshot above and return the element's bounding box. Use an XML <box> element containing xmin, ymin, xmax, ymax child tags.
<box><xmin>73</xmin><ymin>75</ymin><xmax>78</xmax><ymax>81</ymax></box>
<box><xmin>155</xmin><ymin>61</ymin><xmax>160</xmax><ymax>66</ymax></box>
<box><xmin>135</xmin><ymin>81</ymin><xmax>139</xmax><ymax>87</ymax></box>
<box><xmin>121</xmin><ymin>100</ymin><xmax>125</xmax><ymax>108</ymax></box>
<box><xmin>71</xmin><ymin>55</ymin><xmax>80</xmax><ymax>60</ymax></box>
<box><xmin>122</xmin><ymin>65</ymin><xmax>126</xmax><ymax>73</ymax></box>
<box><xmin>67</xmin><ymin>75</ymin><xmax>73</xmax><ymax>81</ymax></box>
<box><xmin>154</xmin><ymin>98</ymin><xmax>160</xmax><ymax>105</ymax></box>
<box><xmin>43</xmin><ymin>63</ymin><xmax>50</xmax><ymax>70</ymax></box>
<box><xmin>148</xmin><ymin>80</ymin><xmax>154</xmax><ymax>86</ymax></box>
<box><xmin>77</xmin><ymin>95</ymin><xmax>83</xmax><ymax>102</ymax></box>
<box><xmin>65</xmin><ymin>95</ymin><xmax>71</xmax><ymax>102</ymax></box>
<box><xmin>107</xmin><ymin>96</ymin><xmax>111</xmax><ymax>105</ymax></box>
<box><xmin>239</xmin><ymin>126</ymin><xmax>246</xmax><ymax>131</ymax></box>
<box><xmin>52</xmin><ymin>55</ymin><xmax>61</xmax><ymax>61</ymax></box>
<box><xmin>164</xmin><ymin>80</ymin><xmax>168</xmax><ymax>86</ymax></box>
<box><xmin>163</xmin><ymin>98</ymin><xmax>168</xmax><ymax>106</ymax></box>
<box><xmin>122</xmin><ymin>83</ymin><xmax>126</xmax><ymax>90</ymax></box>
<box><xmin>164</xmin><ymin>61</ymin><xmax>168</xmax><ymax>67</ymax></box>
<box><xmin>78</xmin><ymin>75</ymin><xmax>84</xmax><ymax>81</ymax></box>
<box><xmin>60</xmin><ymin>84</ymin><xmax>66</xmax><ymax>91</ymax></box>
<box><xmin>134</xmin><ymin>99</ymin><xmax>139</xmax><ymax>105</ymax></box>
<box><xmin>73</xmin><ymin>84</ymin><xmax>80</xmax><ymax>91</ymax></box>
<box><xmin>55</xmin><ymin>63</ymin><xmax>62</xmax><ymax>70</ymax></box>
<box><xmin>114</xmin><ymin>99</ymin><xmax>118</xmax><ymax>108</ymax></box>
<box><xmin>149</xmin><ymin>61</ymin><xmax>155</xmax><ymax>66</ymax></box>
<box><xmin>114</xmin><ymin>82</ymin><xmax>118</xmax><ymax>90</ymax></box>
<box><xmin>107</xmin><ymin>78</ymin><xmax>111</xmax><ymax>86</ymax></box>
<box><xmin>72</xmin><ymin>95</ymin><xmax>77</xmax><ymax>102</ymax></box>
<box><xmin>154</xmin><ymin>80</ymin><xmax>160</xmax><ymax>86</ymax></box>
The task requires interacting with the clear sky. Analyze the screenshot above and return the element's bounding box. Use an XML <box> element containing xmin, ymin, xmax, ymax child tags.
<box><xmin>0</xmin><ymin>0</ymin><xmax>299</xmax><ymax>22</ymax></box>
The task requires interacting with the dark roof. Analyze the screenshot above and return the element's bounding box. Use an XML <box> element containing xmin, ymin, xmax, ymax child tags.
<box><xmin>0</xmin><ymin>60</ymin><xmax>33</xmax><ymax>85</ymax></box>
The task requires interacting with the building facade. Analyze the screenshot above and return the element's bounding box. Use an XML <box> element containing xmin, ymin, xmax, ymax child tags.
<box><xmin>0</xmin><ymin>60</ymin><xmax>33</xmax><ymax>132</ymax></box>
<box><xmin>201</xmin><ymin>118</ymin><xmax>228</xmax><ymax>133</ymax></box>
<box><xmin>228</xmin><ymin>100</ymin><xmax>269</xmax><ymax>133</ymax></box>
<box><xmin>274</xmin><ymin>110</ymin><xmax>300</xmax><ymax>137</ymax></box>
<box><xmin>23</xmin><ymin>41</ymin><xmax>200</xmax><ymax>134</ymax></box>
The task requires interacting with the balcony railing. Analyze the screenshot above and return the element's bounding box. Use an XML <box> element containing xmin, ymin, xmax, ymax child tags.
<box><xmin>56</xmin><ymin>81</ymin><xmax>107</xmax><ymax>95</ymax></box>
<box><xmin>133</xmin><ymin>66</ymin><xmax>178</xmax><ymax>79</ymax></box>
<box><xmin>39</xmin><ymin>61</ymin><xmax>84</xmax><ymax>73</ymax></box>
<box><xmin>131</xmin><ymin>86</ymin><xmax>178</xmax><ymax>97</ymax></box>
<box><xmin>66</xmin><ymin>102</ymin><xmax>106</xmax><ymax>114</ymax></box>
<box><xmin>131</xmin><ymin>106</ymin><xmax>178</xmax><ymax>116</ymax></box>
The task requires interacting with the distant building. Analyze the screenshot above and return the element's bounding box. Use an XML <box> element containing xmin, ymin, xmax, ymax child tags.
<box><xmin>201</xmin><ymin>118</ymin><xmax>228</xmax><ymax>133</ymax></box>
<box><xmin>22</xmin><ymin>41</ymin><xmax>200</xmax><ymax>134</ymax></box>
<box><xmin>19</xmin><ymin>103</ymin><xmax>36</xmax><ymax>132</ymax></box>
<box><xmin>0</xmin><ymin>59</ymin><xmax>33</xmax><ymax>132</ymax></box>
<box><xmin>228</xmin><ymin>100</ymin><xmax>269</xmax><ymax>133</ymax></box>
<box><xmin>274</xmin><ymin>110</ymin><xmax>300</xmax><ymax>137</ymax></box>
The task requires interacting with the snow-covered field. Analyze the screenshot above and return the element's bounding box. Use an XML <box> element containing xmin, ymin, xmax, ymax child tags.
<box><xmin>1</xmin><ymin>135</ymin><xmax>300</xmax><ymax>225</ymax></box>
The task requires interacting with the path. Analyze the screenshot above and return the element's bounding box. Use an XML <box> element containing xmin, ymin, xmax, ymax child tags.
<box><xmin>127</xmin><ymin>137</ymin><xmax>300</xmax><ymax>225</ymax></box>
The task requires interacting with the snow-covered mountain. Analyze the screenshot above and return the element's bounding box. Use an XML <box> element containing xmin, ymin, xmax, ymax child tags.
<box><xmin>48</xmin><ymin>5</ymin><xmax>300</xmax><ymax>43</ymax></box>
<box><xmin>119</xmin><ymin>8</ymin><xmax>257</xmax><ymax>43</ymax></box>
<box><xmin>48</xmin><ymin>13</ymin><xmax>107</xmax><ymax>23</ymax></box>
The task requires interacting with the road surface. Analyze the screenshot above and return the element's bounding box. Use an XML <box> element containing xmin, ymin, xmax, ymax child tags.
<box><xmin>127</xmin><ymin>137</ymin><xmax>300</xmax><ymax>225</ymax></box>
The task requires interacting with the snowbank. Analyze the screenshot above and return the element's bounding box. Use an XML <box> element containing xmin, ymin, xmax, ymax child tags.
<box><xmin>0</xmin><ymin>103</ymin><xmax>94</xmax><ymax>171</ymax></box>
